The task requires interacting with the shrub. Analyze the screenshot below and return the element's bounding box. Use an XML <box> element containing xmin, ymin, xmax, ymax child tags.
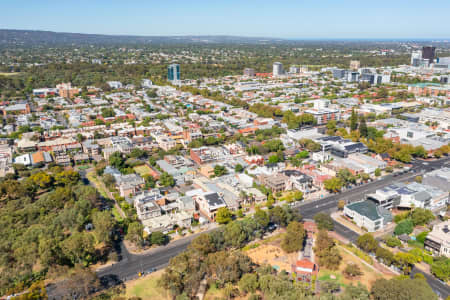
<box><xmin>343</xmin><ymin>263</ymin><xmax>363</xmax><ymax>278</ymax></box>
<box><xmin>416</xmin><ymin>231</ymin><xmax>429</xmax><ymax>244</ymax></box>
<box><xmin>385</xmin><ymin>236</ymin><xmax>402</xmax><ymax>248</ymax></box>
<box><xmin>394</xmin><ymin>219</ymin><xmax>414</xmax><ymax>236</ymax></box>
<box><xmin>344</xmin><ymin>244</ymin><xmax>373</xmax><ymax>265</ymax></box>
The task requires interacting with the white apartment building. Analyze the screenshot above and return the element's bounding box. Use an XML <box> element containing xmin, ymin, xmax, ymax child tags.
<box><xmin>273</xmin><ymin>62</ymin><xmax>284</xmax><ymax>76</ymax></box>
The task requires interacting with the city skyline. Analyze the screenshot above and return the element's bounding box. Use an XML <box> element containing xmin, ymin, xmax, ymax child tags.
<box><xmin>1</xmin><ymin>0</ymin><xmax>449</xmax><ymax>39</ymax></box>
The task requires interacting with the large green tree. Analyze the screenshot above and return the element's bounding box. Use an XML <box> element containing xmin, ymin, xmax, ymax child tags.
<box><xmin>159</xmin><ymin>172</ymin><xmax>175</xmax><ymax>187</ymax></box>
<box><xmin>324</xmin><ymin>177</ymin><xmax>343</xmax><ymax>193</ymax></box>
<box><xmin>359</xmin><ymin>115</ymin><xmax>368</xmax><ymax>137</ymax></box>
<box><xmin>394</xmin><ymin>219</ymin><xmax>414</xmax><ymax>236</ymax></box>
<box><xmin>371</xmin><ymin>277</ymin><xmax>437</xmax><ymax>300</ymax></box>
<box><xmin>216</xmin><ymin>207</ymin><xmax>233</xmax><ymax>224</ymax></box>
<box><xmin>314</xmin><ymin>230</ymin><xmax>341</xmax><ymax>270</ymax></box>
<box><xmin>314</xmin><ymin>213</ymin><xmax>334</xmax><ymax>230</ymax></box>
<box><xmin>125</xmin><ymin>221</ymin><xmax>144</xmax><ymax>247</ymax></box>
<box><xmin>356</xmin><ymin>233</ymin><xmax>378</xmax><ymax>253</ymax></box>
<box><xmin>431</xmin><ymin>257</ymin><xmax>450</xmax><ymax>282</ymax></box>
<box><xmin>92</xmin><ymin>211</ymin><xmax>115</xmax><ymax>244</ymax></box>
<box><xmin>350</xmin><ymin>108</ymin><xmax>358</xmax><ymax>131</ymax></box>
<box><xmin>281</xmin><ymin>221</ymin><xmax>306</xmax><ymax>253</ymax></box>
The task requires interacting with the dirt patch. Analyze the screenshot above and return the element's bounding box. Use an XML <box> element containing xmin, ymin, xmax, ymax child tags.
<box><xmin>246</xmin><ymin>243</ymin><xmax>297</xmax><ymax>273</ymax></box>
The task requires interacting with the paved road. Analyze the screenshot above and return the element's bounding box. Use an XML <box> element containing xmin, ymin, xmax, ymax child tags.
<box><xmin>96</xmin><ymin>157</ymin><xmax>450</xmax><ymax>297</ymax></box>
<box><xmin>97</xmin><ymin>227</ymin><xmax>217</xmax><ymax>282</ymax></box>
<box><xmin>411</xmin><ymin>267</ymin><xmax>450</xmax><ymax>299</ymax></box>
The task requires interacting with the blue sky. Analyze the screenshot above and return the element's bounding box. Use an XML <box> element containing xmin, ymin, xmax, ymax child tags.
<box><xmin>0</xmin><ymin>0</ymin><xmax>449</xmax><ymax>39</ymax></box>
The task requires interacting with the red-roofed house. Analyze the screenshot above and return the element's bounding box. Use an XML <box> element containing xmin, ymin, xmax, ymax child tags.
<box><xmin>244</xmin><ymin>155</ymin><xmax>264</xmax><ymax>166</ymax></box>
<box><xmin>292</xmin><ymin>259</ymin><xmax>318</xmax><ymax>283</ymax></box>
<box><xmin>238</xmin><ymin>127</ymin><xmax>258</xmax><ymax>136</ymax></box>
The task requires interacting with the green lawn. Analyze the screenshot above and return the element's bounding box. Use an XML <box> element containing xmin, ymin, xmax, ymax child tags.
<box><xmin>408</xmin><ymin>239</ymin><xmax>425</xmax><ymax>249</ymax></box>
<box><xmin>86</xmin><ymin>172</ymin><xmax>109</xmax><ymax>198</ymax></box>
<box><xmin>318</xmin><ymin>270</ymin><xmax>347</xmax><ymax>287</ymax></box>
<box><xmin>125</xmin><ymin>271</ymin><xmax>170</xmax><ymax>300</ymax></box>
<box><xmin>134</xmin><ymin>164</ymin><xmax>152</xmax><ymax>176</ymax></box>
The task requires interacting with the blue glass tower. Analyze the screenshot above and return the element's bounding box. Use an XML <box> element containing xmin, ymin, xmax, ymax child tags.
<box><xmin>168</xmin><ymin>64</ymin><xmax>180</xmax><ymax>81</ymax></box>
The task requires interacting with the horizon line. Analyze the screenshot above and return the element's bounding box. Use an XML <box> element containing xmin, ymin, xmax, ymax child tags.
<box><xmin>1</xmin><ymin>28</ymin><xmax>449</xmax><ymax>42</ymax></box>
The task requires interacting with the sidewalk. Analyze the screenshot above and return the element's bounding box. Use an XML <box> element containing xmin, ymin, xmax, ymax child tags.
<box><xmin>331</xmin><ymin>211</ymin><xmax>366</xmax><ymax>235</ymax></box>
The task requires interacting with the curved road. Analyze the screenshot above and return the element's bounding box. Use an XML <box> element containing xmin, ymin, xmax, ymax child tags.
<box><xmin>96</xmin><ymin>157</ymin><xmax>450</xmax><ymax>297</ymax></box>
<box><xmin>97</xmin><ymin>227</ymin><xmax>217</xmax><ymax>283</ymax></box>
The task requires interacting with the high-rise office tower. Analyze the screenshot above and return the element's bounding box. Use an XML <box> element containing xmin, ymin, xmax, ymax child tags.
<box><xmin>168</xmin><ymin>64</ymin><xmax>180</xmax><ymax>82</ymax></box>
<box><xmin>422</xmin><ymin>46</ymin><xmax>436</xmax><ymax>62</ymax></box>
<box><xmin>411</xmin><ymin>50</ymin><xmax>422</xmax><ymax>66</ymax></box>
<box><xmin>273</xmin><ymin>62</ymin><xmax>284</xmax><ymax>76</ymax></box>
<box><xmin>332</xmin><ymin>69</ymin><xmax>348</xmax><ymax>79</ymax></box>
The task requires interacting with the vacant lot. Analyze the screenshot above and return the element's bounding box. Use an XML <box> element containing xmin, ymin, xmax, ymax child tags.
<box><xmin>246</xmin><ymin>233</ymin><xmax>297</xmax><ymax>273</ymax></box>
<box><xmin>125</xmin><ymin>269</ymin><xmax>170</xmax><ymax>300</ymax></box>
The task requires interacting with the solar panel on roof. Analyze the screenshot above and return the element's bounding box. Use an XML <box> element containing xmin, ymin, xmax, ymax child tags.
<box><xmin>397</xmin><ymin>187</ymin><xmax>414</xmax><ymax>195</ymax></box>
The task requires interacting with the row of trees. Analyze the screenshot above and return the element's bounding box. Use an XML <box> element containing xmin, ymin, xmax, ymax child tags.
<box><xmin>246</xmin><ymin>139</ymin><xmax>285</xmax><ymax>155</ymax></box>
<box><xmin>356</xmin><ymin>233</ymin><xmax>446</xmax><ymax>279</ymax></box>
<box><xmin>338</xmin><ymin>109</ymin><xmax>450</xmax><ymax>163</ymax></box>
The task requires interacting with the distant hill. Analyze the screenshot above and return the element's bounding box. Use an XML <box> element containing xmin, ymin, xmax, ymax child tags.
<box><xmin>0</xmin><ymin>29</ymin><xmax>287</xmax><ymax>46</ymax></box>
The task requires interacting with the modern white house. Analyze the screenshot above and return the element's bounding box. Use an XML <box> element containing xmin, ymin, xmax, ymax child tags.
<box><xmin>344</xmin><ymin>200</ymin><xmax>392</xmax><ymax>232</ymax></box>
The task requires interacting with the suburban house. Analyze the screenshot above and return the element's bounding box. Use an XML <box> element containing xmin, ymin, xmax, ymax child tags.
<box><xmin>259</xmin><ymin>173</ymin><xmax>289</xmax><ymax>193</ymax></box>
<box><xmin>116</xmin><ymin>173</ymin><xmax>145</xmax><ymax>197</ymax></box>
<box><xmin>282</xmin><ymin>169</ymin><xmax>314</xmax><ymax>194</ymax></box>
<box><xmin>424</xmin><ymin>220</ymin><xmax>450</xmax><ymax>257</ymax></box>
<box><xmin>192</xmin><ymin>191</ymin><xmax>227</xmax><ymax>221</ymax></box>
<box><xmin>133</xmin><ymin>190</ymin><xmax>164</xmax><ymax>221</ymax></box>
<box><xmin>142</xmin><ymin>211</ymin><xmax>192</xmax><ymax>233</ymax></box>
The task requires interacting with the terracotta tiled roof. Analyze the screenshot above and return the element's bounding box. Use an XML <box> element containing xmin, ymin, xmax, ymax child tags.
<box><xmin>31</xmin><ymin>151</ymin><xmax>45</xmax><ymax>164</ymax></box>
<box><xmin>295</xmin><ymin>259</ymin><xmax>315</xmax><ymax>269</ymax></box>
